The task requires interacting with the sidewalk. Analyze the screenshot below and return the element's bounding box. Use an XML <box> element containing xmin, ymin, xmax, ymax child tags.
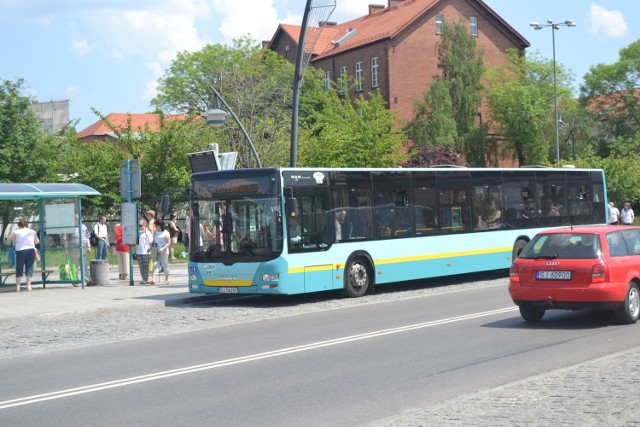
<box><xmin>0</xmin><ymin>263</ymin><xmax>215</xmax><ymax>320</ymax></box>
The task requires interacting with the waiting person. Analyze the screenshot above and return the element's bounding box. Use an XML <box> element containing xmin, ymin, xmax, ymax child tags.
<box><xmin>93</xmin><ymin>215</ymin><xmax>109</xmax><ymax>261</ymax></box>
<box><xmin>167</xmin><ymin>213</ymin><xmax>179</xmax><ymax>260</ymax></box>
<box><xmin>136</xmin><ymin>220</ymin><xmax>153</xmax><ymax>285</ymax></box>
<box><xmin>114</xmin><ymin>223</ymin><xmax>130</xmax><ymax>280</ymax></box>
<box><xmin>151</xmin><ymin>219</ymin><xmax>171</xmax><ymax>285</ymax></box>
<box><xmin>146</xmin><ymin>210</ymin><xmax>157</xmax><ymax>234</ymax></box>
<box><xmin>7</xmin><ymin>218</ymin><xmax>39</xmax><ymax>292</ymax></box>
<box><xmin>609</xmin><ymin>202</ymin><xmax>620</xmax><ymax>225</ymax></box>
<box><xmin>621</xmin><ymin>202</ymin><xmax>635</xmax><ymax>225</ymax></box>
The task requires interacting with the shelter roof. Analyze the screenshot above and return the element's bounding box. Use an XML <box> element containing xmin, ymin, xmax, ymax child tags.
<box><xmin>0</xmin><ymin>183</ymin><xmax>100</xmax><ymax>200</ymax></box>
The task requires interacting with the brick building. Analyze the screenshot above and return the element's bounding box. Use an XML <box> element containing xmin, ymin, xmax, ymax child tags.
<box><xmin>266</xmin><ymin>0</ymin><xmax>529</xmax><ymax>127</ymax></box>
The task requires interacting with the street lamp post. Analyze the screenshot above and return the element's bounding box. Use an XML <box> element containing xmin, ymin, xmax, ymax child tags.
<box><xmin>530</xmin><ymin>19</ymin><xmax>576</xmax><ymax>167</ymax></box>
<box><xmin>205</xmin><ymin>85</ymin><xmax>262</xmax><ymax>168</ymax></box>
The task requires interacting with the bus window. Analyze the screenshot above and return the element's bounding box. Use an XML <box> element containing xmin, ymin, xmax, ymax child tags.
<box><xmin>502</xmin><ymin>172</ymin><xmax>537</xmax><ymax>229</ymax></box>
<box><xmin>472</xmin><ymin>172</ymin><xmax>502</xmax><ymax>231</ymax></box>
<box><xmin>372</xmin><ymin>172</ymin><xmax>412</xmax><ymax>239</ymax></box>
<box><xmin>331</xmin><ymin>171</ymin><xmax>373</xmax><ymax>241</ymax></box>
<box><xmin>540</xmin><ymin>171</ymin><xmax>567</xmax><ymax>226</ymax></box>
<box><xmin>412</xmin><ymin>172</ymin><xmax>438</xmax><ymax>235</ymax></box>
<box><xmin>437</xmin><ymin>171</ymin><xmax>471</xmax><ymax>232</ymax></box>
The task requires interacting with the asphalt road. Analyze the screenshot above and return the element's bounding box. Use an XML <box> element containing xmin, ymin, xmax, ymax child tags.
<box><xmin>1</xmin><ymin>276</ymin><xmax>639</xmax><ymax>426</ymax></box>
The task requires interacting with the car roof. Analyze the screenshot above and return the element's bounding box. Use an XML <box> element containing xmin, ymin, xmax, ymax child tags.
<box><xmin>536</xmin><ymin>225</ymin><xmax>640</xmax><ymax>235</ymax></box>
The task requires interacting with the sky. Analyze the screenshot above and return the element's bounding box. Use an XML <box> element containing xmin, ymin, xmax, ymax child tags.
<box><xmin>1</xmin><ymin>0</ymin><xmax>638</xmax><ymax>131</ymax></box>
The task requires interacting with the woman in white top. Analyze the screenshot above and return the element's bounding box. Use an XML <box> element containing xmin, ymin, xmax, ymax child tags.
<box><xmin>136</xmin><ymin>220</ymin><xmax>153</xmax><ymax>284</ymax></box>
<box><xmin>151</xmin><ymin>219</ymin><xmax>171</xmax><ymax>285</ymax></box>
<box><xmin>7</xmin><ymin>218</ymin><xmax>40</xmax><ymax>292</ymax></box>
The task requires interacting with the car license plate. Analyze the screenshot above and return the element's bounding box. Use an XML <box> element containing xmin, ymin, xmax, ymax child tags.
<box><xmin>536</xmin><ymin>270</ymin><xmax>572</xmax><ymax>280</ymax></box>
<box><xmin>219</xmin><ymin>287</ymin><xmax>238</xmax><ymax>294</ymax></box>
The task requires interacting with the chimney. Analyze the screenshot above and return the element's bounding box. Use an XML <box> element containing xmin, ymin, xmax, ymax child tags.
<box><xmin>388</xmin><ymin>0</ymin><xmax>405</xmax><ymax>8</ymax></box>
<box><xmin>369</xmin><ymin>4</ymin><xmax>385</xmax><ymax>15</ymax></box>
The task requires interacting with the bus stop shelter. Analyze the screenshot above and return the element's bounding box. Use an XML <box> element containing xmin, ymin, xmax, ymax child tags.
<box><xmin>0</xmin><ymin>183</ymin><xmax>100</xmax><ymax>289</ymax></box>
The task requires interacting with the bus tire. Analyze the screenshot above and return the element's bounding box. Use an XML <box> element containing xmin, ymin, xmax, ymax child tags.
<box><xmin>343</xmin><ymin>257</ymin><xmax>371</xmax><ymax>298</ymax></box>
<box><xmin>512</xmin><ymin>238</ymin><xmax>528</xmax><ymax>261</ymax></box>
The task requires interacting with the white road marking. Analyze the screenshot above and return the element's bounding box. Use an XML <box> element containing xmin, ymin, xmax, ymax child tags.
<box><xmin>0</xmin><ymin>306</ymin><xmax>517</xmax><ymax>409</ymax></box>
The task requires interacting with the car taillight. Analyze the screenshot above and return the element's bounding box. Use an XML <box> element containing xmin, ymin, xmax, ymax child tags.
<box><xmin>510</xmin><ymin>264</ymin><xmax>519</xmax><ymax>283</ymax></box>
<box><xmin>591</xmin><ymin>264</ymin><xmax>606</xmax><ymax>283</ymax></box>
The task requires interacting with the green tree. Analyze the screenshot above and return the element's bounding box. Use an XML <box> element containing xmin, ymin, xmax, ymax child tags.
<box><xmin>298</xmin><ymin>80</ymin><xmax>406</xmax><ymax>167</ymax></box>
<box><xmin>485</xmin><ymin>50</ymin><xmax>574</xmax><ymax>166</ymax></box>
<box><xmin>152</xmin><ymin>36</ymin><xmax>294</xmax><ymax>167</ymax></box>
<box><xmin>406</xmin><ymin>78</ymin><xmax>457</xmax><ymax>148</ymax></box>
<box><xmin>580</xmin><ymin>39</ymin><xmax>640</xmax><ymax>140</ymax></box>
<box><xmin>406</xmin><ymin>20</ymin><xmax>485</xmax><ymax>164</ymax></box>
<box><xmin>437</xmin><ymin>20</ymin><xmax>484</xmax><ymax>143</ymax></box>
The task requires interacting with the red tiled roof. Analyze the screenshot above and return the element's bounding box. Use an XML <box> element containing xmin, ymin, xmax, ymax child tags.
<box><xmin>272</xmin><ymin>0</ymin><xmax>529</xmax><ymax>61</ymax></box>
<box><xmin>76</xmin><ymin>113</ymin><xmax>193</xmax><ymax>138</ymax></box>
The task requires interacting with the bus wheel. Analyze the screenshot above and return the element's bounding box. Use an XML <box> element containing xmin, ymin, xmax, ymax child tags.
<box><xmin>343</xmin><ymin>258</ymin><xmax>370</xmax><ymax>298</ymax></box>
<box><xmin>512</xmin><ymin>239</ymin><xmax>528</xmax><ymax>261</ymax></box>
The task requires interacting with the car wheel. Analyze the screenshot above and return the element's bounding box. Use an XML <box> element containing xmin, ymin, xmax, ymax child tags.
<box><xmin>343</xmin><ymin>258</ymin><xmax>370</xmax><ymax>298</ymax></box>
<box><xmin>519</xmin><ymin>304</ymin><xmax>545</xmax><ymax>322</ymax></box>
<box><xmin>615</xmin><ymin>282</ymin><xmax>640</xmax><ymax>325</ymax></box>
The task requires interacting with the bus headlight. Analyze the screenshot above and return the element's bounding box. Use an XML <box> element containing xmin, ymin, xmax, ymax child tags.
<box><xmin>262</xmin><ymin>273</ymin><xmax>279</xmax><ymax>281</ymax></box>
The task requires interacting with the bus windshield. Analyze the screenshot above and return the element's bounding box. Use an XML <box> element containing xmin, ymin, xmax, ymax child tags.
<box><xmin>190</xmin><ymin>169</ymin><xmax>282</xmax><ymax>263</ymax></box>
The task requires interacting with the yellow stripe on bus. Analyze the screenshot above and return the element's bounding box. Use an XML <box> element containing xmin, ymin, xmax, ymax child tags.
<box><xmin>288</xmin><ymin>246</ymin><xmax>512</xmax><ymax>274</ymax></box>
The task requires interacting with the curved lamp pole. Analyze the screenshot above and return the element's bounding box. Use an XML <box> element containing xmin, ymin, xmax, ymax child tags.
<box><xmin>530</xmin><ymin>19</ymin><xmax>576</xmax><ymax>167</ymax></box>
<box><xmin>205</xmin><ymin>85</ymin><xmax>262</xmax><ymax>168</ymax></box>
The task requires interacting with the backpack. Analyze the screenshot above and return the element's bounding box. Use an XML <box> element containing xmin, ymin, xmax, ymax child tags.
<box><xmin>90</xmin><ymin>225</ymin><xmax>99</xmax><ymax>246</ymax></box>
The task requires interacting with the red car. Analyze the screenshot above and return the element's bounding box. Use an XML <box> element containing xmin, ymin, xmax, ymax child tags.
<box><xmin>509</xmin><ymin>225</ymin><xmax>640</xmax><ymax>324</ymax></box>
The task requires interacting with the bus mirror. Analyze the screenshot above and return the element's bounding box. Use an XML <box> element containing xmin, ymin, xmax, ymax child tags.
<box><xmin>285</xmin><ymin>197</ymin><xmax>298</xmax><ymax>216</ymax></box>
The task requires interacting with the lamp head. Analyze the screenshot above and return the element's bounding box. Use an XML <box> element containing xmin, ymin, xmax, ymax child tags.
<box><xmin>564</xmin><ymin>19</ymin><xmax>576</xmax><ymax>27</ymax></box>
<box><xmin>205</xmin><ymin>107</ymin><xmax>228</xmax><ymax>127</ymax></box>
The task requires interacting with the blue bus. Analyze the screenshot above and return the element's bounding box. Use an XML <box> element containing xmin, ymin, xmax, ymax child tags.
<box><xmin>187</xmin><ymin>167</ymin><xmax>607</xmax><ymax>297</ymax></box>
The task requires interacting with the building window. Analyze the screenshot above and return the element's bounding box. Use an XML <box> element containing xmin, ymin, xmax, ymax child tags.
<box><xmin>355</xmin><ymin>62</ymin><xmax>363</xmax><ymax>92</ymax></box>
<box><xmin>340</xmin><ymin>66</ymin><xmax>347</xmax><ymax>94</ymax></box>
<box><xmin>436</xmin><ymin>14</ymin><xmax>444</xmax><ymax>35</ymax></box>
<box><xmin>284</xmin><ymin>45</ymin><xmax>290</xmax><ymax>59</ymax></box>
<box><xmin>371</xmin><ymin>57</ymin><xmax>379</xmax><ymax>88</ymax></box>
<box><xmin>324</xmin><ymin>70</ymin><xmax>331</xmax><ymax>89</ymax></box>
<box><xmin>470</xmin><ymin>17</ymin><xmax>478</xmax><ymax>36</ymax></box>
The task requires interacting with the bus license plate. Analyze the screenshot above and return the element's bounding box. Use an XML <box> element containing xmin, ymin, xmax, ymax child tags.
<box><xmin>536</xmin><ymin>271</ymin><xmax>572</xmax><ymax>280</ymax></box>
<box><xmin>219</xmin><ymin>287</ymin><xmax>238</xmax><ymax>294</ymax></box>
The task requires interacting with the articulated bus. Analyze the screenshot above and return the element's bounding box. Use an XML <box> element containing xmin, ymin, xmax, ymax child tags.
<box><xmin>187</xmin><ymin>167</ymin><xmax>607</xmax><ymax>297</ymax></box>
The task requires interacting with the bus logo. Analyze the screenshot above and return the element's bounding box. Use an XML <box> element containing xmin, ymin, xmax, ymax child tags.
<box><xmin>204</xmin><ymin>264</ymin><xmax>217</xmax><ymax>274</ymax></box>
<box><xmin>313</xmin><ymin>172</ymin><xmax>325</xmax><ymax>184</ymax></box>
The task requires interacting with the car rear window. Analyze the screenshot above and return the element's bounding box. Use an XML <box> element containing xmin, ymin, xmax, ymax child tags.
<box><xmin>520</xmin><ymin>233</ymin><xmax>601</xmax><ymax>259</ymax></box>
